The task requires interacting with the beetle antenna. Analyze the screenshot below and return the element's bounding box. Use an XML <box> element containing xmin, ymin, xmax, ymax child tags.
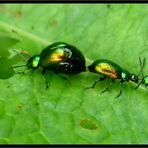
<box><xmin>9</xmin><ymin>65</ymin><xmax>27</xmax><ymax>70</ymax></box>
<box><xmin>135</xmin><ymin>56</ymin><xmax>146</xmax><ymax>89</ymax></box>
<box><xmin>135</xmin><ymin>57</ymin><xmax>145</xmax><ymax>89</ymax></box>
<box><xmin>138</xmin><ymin>56</ymin><xmax>145</xmax><ymax>78</ymax></box>
<box><xmin>12</xmin><ymin>49</ymin><xmax>31</xmax><ymax>58</ymax></box>
<box><xmin>140</xmin><ymin>57</ymin><xmax>145</xmax><ymax>78</ymax></box>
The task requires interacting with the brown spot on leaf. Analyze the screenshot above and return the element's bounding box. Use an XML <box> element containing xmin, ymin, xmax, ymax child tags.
<box><xmin>16</xmin><ymin>103</ymin><xmax>24</xmax><ymax>112</ymax></box>
<box><xmin>50</xmin><ymin>19</ymin><xmax>58</xmax><ymax>27</ymax></box>
<box><xmin>9</xmin><ymin>9</ymin><xmax>22</xmax><ymax>19</ymax></box>
<box><xmin>80</xmin><ymin>119</ymin><xmax>97</xmax><ymax>130</ymax></box>
<box><xmin>0</xmin><ymin>4</ymin><xmax>4</xmax><ymax>12</ymax></box>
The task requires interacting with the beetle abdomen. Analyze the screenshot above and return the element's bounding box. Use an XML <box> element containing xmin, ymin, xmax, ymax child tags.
<box><xmin>88</xmin><ymin>59</ymin><xmax>122</xmax><ymax>79</ymax></box>
<box><xmin>95</xmin><ymin>63</ymin><xmax>118</xmax><ymax>79</ymax></box>
<box><xmin>39</xmin><ymin>42</ymin><xmax>86</xmax><ymax>74</ymax></box>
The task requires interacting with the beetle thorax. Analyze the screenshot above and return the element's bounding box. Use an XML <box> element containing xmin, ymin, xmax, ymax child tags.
<box><xmin>130</xmin><ymin>74</ymin><xmax>139</xmax><ymax>83</ymax></box>
<box><xmin>143</xmin><ymin>75</ymin><xmax>148</xmax><ymax>86</ymax></box>
<box><xmin>27</xmin><ymin>55</ymin><xmax>40</xmax><ymax>69</ymax></box>
<box><xmin>121</xmin><ymin>72</ymin><xmax>127</xmax><ymax>80</ymax></box>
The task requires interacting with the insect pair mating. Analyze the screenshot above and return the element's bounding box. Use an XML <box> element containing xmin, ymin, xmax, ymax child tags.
<box><xmin>10</xmin><ymin>42</ymin><xmax>148</xmax><ymax>98</ymax></box>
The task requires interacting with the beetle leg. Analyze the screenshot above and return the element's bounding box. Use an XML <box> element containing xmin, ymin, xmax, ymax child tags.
<box><xmin>86</xmin><ymin>76</ymin><xmax>106</xmax><ymax>89</ymax></box>
<box><xmin>42</xmin><ymin>69</ymin><xmax>46</xmax><ymax>74</ymax></box>
<box><xmin>135</xmin><ymin>81</ymin><xmax>142</xmax><ymax>89</ymax></box>
<box><xmin>100</xmin><ymin>79</ymin><xmax>114</xmax><ymax>94</ymax></box>
<box><xmin>42</xmin><ymin>69</ymin><xmax>49</xmax><ymax>89</ymax></box>
<box><xmin>55</xmin><ymin>73</ymin><xmax>71</xmax><ymax>86</ymax></box>
<box><xmin>115</xmin><ymin>81</ymin><xmax>123</xmax><ymax>98</ymax></box>
<box><xmin>15</xmin><ymin>69</ymin><xmax>32</xmax><ymax>75</ymax></box>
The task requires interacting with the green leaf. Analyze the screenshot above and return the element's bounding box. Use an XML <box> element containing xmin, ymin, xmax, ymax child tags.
<box><xmin>0</xmin><ymin>33</ymin><xmax>20</xmax><ymax>79</ymax></box>
<box><xmin>0</xmin><ymin>4</ymin><xmax>147</xmax><ymax>144</ymax></box>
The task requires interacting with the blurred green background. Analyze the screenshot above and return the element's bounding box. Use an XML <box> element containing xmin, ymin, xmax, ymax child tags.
<box><xmin>0</xmin><ymin>4</ymin><xmax>147</xmax><ymax>144</ymax></box>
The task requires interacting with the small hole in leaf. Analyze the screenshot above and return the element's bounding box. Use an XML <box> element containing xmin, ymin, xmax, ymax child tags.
<box><xmin>11</xmin><ymin>29</ymin><xmax>18</xmax><ymax>34</ymax></box>
<box><xmin>80</xmin><ymin>119</ymin><xmax>97</xmax><ymax>130</ymax></box>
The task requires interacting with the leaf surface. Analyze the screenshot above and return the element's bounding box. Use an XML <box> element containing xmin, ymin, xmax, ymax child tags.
<box><xmin>0</xmin><ymin>4</ymin><xmax>147</xmax><ymax>144</ymax></box>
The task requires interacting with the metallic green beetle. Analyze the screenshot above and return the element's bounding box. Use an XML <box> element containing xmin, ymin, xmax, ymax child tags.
<box><xmin>87</xmin><ymin>59</ymin><xmax>139</xmax><ymax>98</ymax></box>
<box><xmin>11</xmin><ymin>42</ymin><xmax>86</xmax><ymax>88</ymax></box>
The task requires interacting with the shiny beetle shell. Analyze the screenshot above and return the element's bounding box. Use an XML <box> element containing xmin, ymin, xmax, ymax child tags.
<box><xmin>88</xmin><ymin>59</ymin><xmax>122</xmax><ymax>79</ymax></box>
<box><xmin>39</xmin><ymin>42</ymin><xmax>86</xmax><ymax>74</ymax></box>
